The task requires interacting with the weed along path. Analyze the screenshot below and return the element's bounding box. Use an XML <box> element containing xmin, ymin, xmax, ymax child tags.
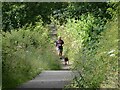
<box><xmin>17</xmin><ymin>59</ymin><xmax>77</xmax><ymax>89</ymax></box>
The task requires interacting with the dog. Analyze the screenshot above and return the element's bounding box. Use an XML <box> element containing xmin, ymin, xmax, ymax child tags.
<box><xmin>63</xmin><ymin>57</ymin><xmax>69</xmax><ymax>65</ymax></box>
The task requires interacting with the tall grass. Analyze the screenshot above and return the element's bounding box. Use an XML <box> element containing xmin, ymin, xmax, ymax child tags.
<box><xmin>58</xmin><ymin>15</ymin><xmax>118</xmax><ymax>88</ymax></box>
<box><xmin>2</xmin><ymin>21</ymin><xmax>61</xmax><ymax>89</ymax></box>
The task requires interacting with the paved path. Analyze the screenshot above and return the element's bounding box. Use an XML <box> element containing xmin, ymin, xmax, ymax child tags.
<box><xmin>17</xmin><ymin>59</ymin><xmax>78</xmax><ymax>89</ymax></box>
<box><xmin>18</xmin><ymin>70</ymin><xmax>77</xmax><ymax>89</ymax></box>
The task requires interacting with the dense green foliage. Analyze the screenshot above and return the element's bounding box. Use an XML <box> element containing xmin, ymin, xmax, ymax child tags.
<box><xmin>2</xmin><ymin>2</ymin><xmax>119</xmax><ymax>89</ymax></box>
<box><xmin>57</xmin><ymin>2</ymin><xmax>119</xmax><ymax>88</ymax></box>
<box><xmin>2</xmin><ymin>2</ymin><xmax>117</xmax><ymax>31</ymax></box>
<box><xmin>62</xmin><ymin>18</ymin><xmax>118</xmax><ymax>88</ymax></box>
<box><xmin>2</xmin><ymin>2</ymin><xmax>68</xmax><ymax>31</ymax></box>
<box><xmin>2</xmin><ymin>21</ymin><xmax>61</xmax><ymax>88</ymax></box>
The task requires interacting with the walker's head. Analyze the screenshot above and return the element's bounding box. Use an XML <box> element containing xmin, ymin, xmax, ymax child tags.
<box><xmin>58</xmin><ymin>36</ymin><xmax>61</xmax><ymax>40</ymax></box>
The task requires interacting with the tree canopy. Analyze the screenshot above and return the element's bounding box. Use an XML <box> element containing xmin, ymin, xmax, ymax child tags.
<box><xmin>2</xmin><ymin>2</ymin><xmax>118</xmax><ymax>31</ymax></box>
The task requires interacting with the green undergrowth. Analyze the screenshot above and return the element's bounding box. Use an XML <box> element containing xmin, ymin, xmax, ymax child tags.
<box><xmin>2</xmin><ymin>21</ymin><xmax>61</xmax><ymax>89</ymax></box>
<box><xmin>58</xmin><ymin>15</ymin><xmax>118</xmax><ymax>88</ymax></box>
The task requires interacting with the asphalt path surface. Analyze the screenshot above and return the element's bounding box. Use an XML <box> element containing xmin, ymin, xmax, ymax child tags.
<box><xmin>17</xmin><ymin>59</ymin><xmax>78</xmax><ymax>89</ymax></box>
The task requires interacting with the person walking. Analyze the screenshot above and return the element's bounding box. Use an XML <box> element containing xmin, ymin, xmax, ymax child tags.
<box><xmin>55</xmin><ymin>36</ymin><xmax>64</xmax><ymax>59</ymax></box>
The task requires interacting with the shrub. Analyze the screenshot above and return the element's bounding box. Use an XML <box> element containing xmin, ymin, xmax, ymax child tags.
<box><xmin>58</xmin><ymin>14</ymin><xmax>118</xmax><ymax>88</ymax></box>
<box><xmin>2</xmin><ymin>21</ymin><xmax>61</xmax><ymax>89</ymax></box>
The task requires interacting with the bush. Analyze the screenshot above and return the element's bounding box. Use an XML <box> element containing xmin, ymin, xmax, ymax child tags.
<box><xmin>75</xmin><ymin>19</ymin><xmax>118</xmax><ymax>88</ymax></box>
<box><xmin>58</xmin><ymin>14</ymin><xmax>118</xmax><ymax>88</ymax></box>
<box><xmin>2</xmin><ymin>21</ymin><xmax>61</xmax><ymax>89</ymax></box>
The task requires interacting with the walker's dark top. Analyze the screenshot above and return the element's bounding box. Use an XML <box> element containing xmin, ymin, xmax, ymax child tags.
<box><xmin>55</xmin><ymin>40</ymin><xmax>64</xmax><ymax>49</ymax></box>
